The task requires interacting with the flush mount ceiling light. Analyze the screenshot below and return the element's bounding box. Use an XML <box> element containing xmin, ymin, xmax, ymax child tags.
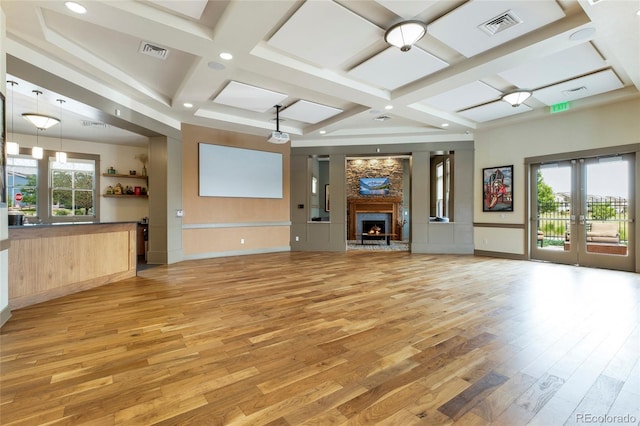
<box><xmin>384</xmin><ymin>20</ymin><xmax>427</xmax><ymax>52</ymax></box>
<box><xmin>501</xmin><ymin>89</ymin><xmax>532</xmax><ymax>107</ymax></box>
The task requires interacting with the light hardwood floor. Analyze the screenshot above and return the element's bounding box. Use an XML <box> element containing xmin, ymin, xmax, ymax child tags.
<box><xmin>1</xmin><ymin>252</ymin><xmax>639</xmax><ymax>425</ymax></box>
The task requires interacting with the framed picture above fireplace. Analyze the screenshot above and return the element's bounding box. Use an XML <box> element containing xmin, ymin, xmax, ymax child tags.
<box><xmin>359</xmin><ymin>177</ymin><xmax>389</xmax><ymax>195</ymax></box>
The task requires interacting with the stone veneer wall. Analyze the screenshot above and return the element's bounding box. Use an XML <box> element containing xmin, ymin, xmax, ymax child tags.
<box><xmin>346</xmin><ymin>158</ymin><xmax>404</xmax><ymax>199</ymax></box>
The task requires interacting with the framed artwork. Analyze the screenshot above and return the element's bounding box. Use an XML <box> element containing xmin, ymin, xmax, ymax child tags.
<box><xmin>0</xmin><ymin>91</ymin><xmax>6</xmax><ymax>206</ymax></box>
<box><xmin>324</xmin><ymin>184</ymin><xmax>330</xmax><ymax>212</ymax></box>
<box><xmin>482</xmin><ymin>165</ymin><xmax>513</xmax><ymax>212</ymax></box>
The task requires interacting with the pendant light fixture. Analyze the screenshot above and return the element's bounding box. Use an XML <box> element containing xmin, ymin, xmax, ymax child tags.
<box><xmin>23</xmin><ymin>89</ymin><xmax>60</xmax><ymax>130</ymax></box>
<box><xmin>6</xmin><ymin>80</ymin><xmax>19</xmax><ymax>155</ymax></box>
<box><xmin>27</xmin><ymin>90</ymin><xmax>46</xmax><ymax>159</ymax></box>
<box><xmin>55</xmin><ymin>99</ymin><xmax>67</xmax><ymax>163</ymax></box>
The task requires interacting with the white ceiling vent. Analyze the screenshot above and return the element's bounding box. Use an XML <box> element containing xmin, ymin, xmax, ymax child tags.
<box><xmin>82</xmin><ymin>121</ymin><xmax>109</xmax><ymax>128</ymax></box>
<box><xmin>138</xmin><ymin>41</ymin><xmax>169</xmax><ymax>60</ymax></box>
<box><xmin>374</xmin><ymin>115</ymin><xmax>392</xmax><ymax>122</ymax></box>
<box><xmin>479</xmin><ymin>11</ymin><xmax>523</xmax><ymax>36</ymax></box>
<box><xmin>562</xmin><ymin>86</ymin><xmax>588</xmax><ymax>96</ymax></box>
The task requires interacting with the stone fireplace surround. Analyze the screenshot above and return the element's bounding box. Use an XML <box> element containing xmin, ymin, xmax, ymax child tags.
<box><xmin>348</xmin><ymin>197</ymin><xmax>402</xmax><ymax>241</ymax></box>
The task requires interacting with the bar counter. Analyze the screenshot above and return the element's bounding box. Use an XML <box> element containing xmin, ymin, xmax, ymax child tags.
<box><xmin>8</xmin><ymin>222</ymin><xmax>138</xmax><ymax>309</ymax></box>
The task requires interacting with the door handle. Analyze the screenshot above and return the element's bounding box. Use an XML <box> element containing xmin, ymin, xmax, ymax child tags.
<box><xmin>570</xmin><ymin>215</ymin><xmax>576</xmax><ymax>225</ymax></box>
<box><xmin>579</xmin><ymin>215</ymin><xmax>585</xmax><ymax>225</ymax></box>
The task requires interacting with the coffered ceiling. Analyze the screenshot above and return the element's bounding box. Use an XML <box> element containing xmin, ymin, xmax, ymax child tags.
<box><xmin>3</xmin><ymin>0</ymin><xmax>639</xmax><ymax>147</ymax></box>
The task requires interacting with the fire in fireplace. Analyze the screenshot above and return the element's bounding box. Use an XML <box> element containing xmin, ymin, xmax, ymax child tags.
<box><xmin>362</xmin><ymin>220</ymin><xmax>385</xmax><ymax>235</ymax></box>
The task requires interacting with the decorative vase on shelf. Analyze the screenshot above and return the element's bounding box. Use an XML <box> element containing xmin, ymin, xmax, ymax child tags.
<box><xmin>142</xmin><ymin>166</ymin><xmax>147</xmax><ymax>177</ymax></box>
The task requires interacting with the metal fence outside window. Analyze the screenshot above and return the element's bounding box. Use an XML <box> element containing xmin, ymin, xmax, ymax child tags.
<box><xmin>537</xmin><ymin>197</ymin><xmax>628</xmax><ymax>247</ymax></box>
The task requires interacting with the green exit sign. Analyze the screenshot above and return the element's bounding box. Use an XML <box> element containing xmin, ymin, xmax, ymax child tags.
<box><xmin>550</xmin><ymin>102</ymin><xmax>571</xmax><ymax>114</ymax></box>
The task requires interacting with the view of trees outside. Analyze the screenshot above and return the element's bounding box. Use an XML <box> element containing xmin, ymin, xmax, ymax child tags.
<box><xmin>50</xmin><ymin>160</ymin><xmax>95</xmax><ymax>217</ymax></box>
<box><xmin>6</xmin><ymin>155</ymin><xmax>95</xmax><ymax>218</ymax></box>
<box><xmin>537</xmin><ymin>160</ymin><xmax>629</xmax><ymax>247</ymax></box>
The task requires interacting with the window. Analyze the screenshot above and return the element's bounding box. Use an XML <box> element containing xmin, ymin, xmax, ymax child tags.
<box><xmin>50</xmin><ymin>158</ymin><xmax>95</xmax><ymax>217</ymax></box>
<box><xmin>436</xmin><ymin>162</ymin><xmax>444</xmax><ymax>217</ymax></box>
<box><xmin>7</xmin><ymin>148</ymin><xmax>99</xmax><ymax>223</ymax></box>
<box><xmin>431</xmin><ymin>152</ymin><xmax>454</xmax><ymax>221</ymax></box>
<box><xmin>7</xmin><ymin>156</ymin><xmax>38</xmax><ymax>215</ymax></box>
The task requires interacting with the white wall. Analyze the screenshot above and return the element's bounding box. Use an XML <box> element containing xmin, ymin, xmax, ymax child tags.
<box><xmin>1</xmin><ymin>5</ymin><xmax>10</xmax><ymax>326</ymax></box>
<box><xmin>474</xmin><ymin>98</ymin><xmax>640</xmax><ymax>255</ymax></box>
<box><xmin>11</xmin><ymin>133</ymin><xmax>149</xmax><ymax>222</ymax></box>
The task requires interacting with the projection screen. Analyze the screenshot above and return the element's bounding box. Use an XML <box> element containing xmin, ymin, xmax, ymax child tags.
<box><xmin>198</xmin><ymin>143</ymin><xmax>283</xmax><ymax>199</ymax></box>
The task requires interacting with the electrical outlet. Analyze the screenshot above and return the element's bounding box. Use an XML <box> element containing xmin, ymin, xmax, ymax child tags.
<box><xmin>483</xmin><ymin>238</ymin><xmax>488</xmax><ymax>245</ymax></box>
<box><xmin>176</xmin><ymin>209</ymin><xmax>184</xmax><ymax>217</ymax></box>
<box><xmin>295</xmin><ymin>236</ymin><xmax>299</xmax><ymax>241</ymax></box>
<box><xmin>240</xmin><ymin>238</ymin><xmax>245</xmax><ymax>244</ymax></box>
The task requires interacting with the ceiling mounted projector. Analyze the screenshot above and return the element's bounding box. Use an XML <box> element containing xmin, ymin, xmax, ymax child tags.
<box><xmin>267</xmin><ymin>104</ymin><xmax>290</xmax><ymax>144</ymax></box>
<box><xmin>267</xmin><ymin>131</ymin><xmax>290</xmax><ymax>144</ymax></box>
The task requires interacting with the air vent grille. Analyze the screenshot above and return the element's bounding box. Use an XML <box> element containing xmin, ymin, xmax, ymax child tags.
<box><xmin>374</xmin><ymin>115</ymin><xmax>391</xmax><ymax>122</ymax></box>
<box><xmin>139</xmin><ymin>42</ymin><xmax>169</xmax><ymax>60</ymax></box>
<box><xmin>479</xmin><ymin>11</ymin><xmax>522</xmax><ymax>36</ymax></box>
<box><xmin>562</xmin><ymin>86</ymin><xmax>588</xmax><ymax>96</ymax></box>
<box><xmin>82</xmin><ymin>121</ymin><xmax>109</xmax><ymax>128</ymax></box>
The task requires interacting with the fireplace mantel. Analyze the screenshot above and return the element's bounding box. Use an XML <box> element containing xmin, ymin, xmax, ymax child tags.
<box><xmin>348</xmin><ymin>197</ymin><xmax>402</xmax><ymax>240</ymax></box>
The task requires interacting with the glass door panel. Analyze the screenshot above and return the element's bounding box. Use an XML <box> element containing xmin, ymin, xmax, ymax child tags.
<box><xmin>531</xmin><ymin>154</ymin><xmax>634</xmax><ymax>271</ymax></box>
<box><xmin>580</xmin><ymin>156</ymin><xmax>633</xmax><ymax>271</ymax></box>
<box><xmin>531</xmin><ymin>162</ymin><xmax>577</xmax><ymax>265</ymax></box>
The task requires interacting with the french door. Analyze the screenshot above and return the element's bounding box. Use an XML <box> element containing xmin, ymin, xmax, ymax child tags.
<box><xmin>530</xmin><ymin>154</ymin><xmax>634</xmax><ymax>271</ymax></box>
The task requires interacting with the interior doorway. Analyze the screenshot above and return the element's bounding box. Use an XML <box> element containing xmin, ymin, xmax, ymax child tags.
<box><xmin>346</xmin><ymin>156</ymin><xmax>410</xmax><ymax>251</ymax></box>
<box><xmin>530</xmin><ymin>154</ymin><xmax>634</xmax><ymax>271</ymax></box>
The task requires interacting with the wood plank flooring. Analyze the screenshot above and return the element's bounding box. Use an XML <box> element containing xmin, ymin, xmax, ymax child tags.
<box><xmin>1</xmin><ymin>252</ymin><xmax>639</xmax><ymax>425</ymax></box>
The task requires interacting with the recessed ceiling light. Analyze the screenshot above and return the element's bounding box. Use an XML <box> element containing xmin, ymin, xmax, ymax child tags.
<box><xmin>183</xmin><ymin>102</ymin><xmax>193</xmax><ymax>108</ymax></box>
<box><xmin>319</xmin><ymin>130</ymin><xmax>326</xmax><ymax>134</ymax></box>
<box><xmin>219</xmin><ymin>52</ymin><xmax>233</xmax><ymax>60</ymax></box>
<box><xmin>385</xmin><ymin>105</ymin><xmax>393</xmax><ymax>110</ymax></box>
<box><xmin>65</xmin><ymin>2</ymin><xmax>86</xmax><ymax>14</ymax></box>
<box><xmin>441</xmin><ymin>123</ymin><xmax>449</xmax><ymax>127</ymax></box>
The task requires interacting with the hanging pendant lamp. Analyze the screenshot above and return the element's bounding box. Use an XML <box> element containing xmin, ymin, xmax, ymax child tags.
<box><xmin>23</xmin><ymin>89</ymin><xmax>60</xmax><ymax>130</ymax></box>
<box><xmin>6</xmin><ymin>80</ymin><xmax>19</xmax><ymax>155</ymax></box>
<box><xmin>26</xmin><ymin>90</ymin><xmax>47</xmax><ymax>159</ymax></box>
<box><xmin>55</xmin><ymin>99</ymin><xmax>67</xmax><ymax>163</ymax></box>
